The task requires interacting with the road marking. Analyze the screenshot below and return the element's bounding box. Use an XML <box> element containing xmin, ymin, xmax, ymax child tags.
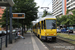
<box><xmin>35</xmin><ymin>35</ymin><xmax>49</xmax><ymax>50</ymax></box>
<box><xmin>24</xmin><ymin>42</ymin><xmax>31</xmax><ymax>44</ymax></box>
<box><xmin>31</xmin><ymin>33</ymin><xmax>39</xmax><ymax>50</ymax></box>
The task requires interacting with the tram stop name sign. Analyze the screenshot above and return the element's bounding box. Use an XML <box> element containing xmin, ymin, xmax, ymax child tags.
<box><xmin>0</xmin><ymin>0</ymin><xmax>14</xmax><ymax>6</ymax></box>
<box><xmin>12</xmin><ymin>13</ymin><xmax>25</xmax><ymax>19</ymax></box>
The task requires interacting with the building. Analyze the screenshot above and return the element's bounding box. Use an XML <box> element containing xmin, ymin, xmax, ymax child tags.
<box><xmin>0</xmin><ymin>7</ymin><xmax>6</xmax><ymax>19</ymax></box>
<box><xmin>52</xmin><ymin>0</ymin><xmax>67</xmax><ymax>17</ymax></box>
<box><xmin>67</xmin><ymin>0</ymin><xmax>75</xmax><ymax>10</ymax></box>
<box><xmin>0</xmin><ymin>7</ymin><xmax>6</xmax><ymax>30</ymax></box>
<box><xmin>52</xmin><ymin>0</ymin><xmax>75</xmax><ymax>17</ymax></box>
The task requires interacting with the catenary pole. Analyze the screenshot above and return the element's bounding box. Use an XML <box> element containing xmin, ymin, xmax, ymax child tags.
<box><xmin>9</xmin><ymin>7</ymin><xmax>12</xmax><ymax>44</ymax></box>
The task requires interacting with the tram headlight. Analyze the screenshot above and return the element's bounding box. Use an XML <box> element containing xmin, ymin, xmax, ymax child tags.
<box><xmin>44</xmin><ymin>30</ymin><xmax>46</xmax><ymax>32</ymax></box>
<box><xmin>54</xmin><ymin>33</ymin><xmax>56</xmax><ymax>35</ymax></box>
<box><xmin>47</xmin><ymin>34</ymin><xmax>49</xmax><ymax>35</ymax></box>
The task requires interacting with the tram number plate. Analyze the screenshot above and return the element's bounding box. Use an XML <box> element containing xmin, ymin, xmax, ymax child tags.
<box><xmin>47</xmin><ymin>37</ymin><xmax>52</xmax><ymax>39</ymax></box>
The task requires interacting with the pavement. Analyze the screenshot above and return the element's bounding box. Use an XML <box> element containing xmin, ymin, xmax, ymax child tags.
<box><xmin>2</xmin><ymin>32</ymin><xmax>49</xmax><ymax>50</ymax></box>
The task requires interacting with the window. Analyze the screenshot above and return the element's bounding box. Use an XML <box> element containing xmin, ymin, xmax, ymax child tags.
<box><xmin>41</xmin><ymin>21</ymin><xmax>43</xmax><ymax>29</ymax></box>
<box><xmin>46</xmin><ymin>20</ymin><xmax>56</xmax><ymax>29</ymax></box>
<box><xmin>38</xmin><ymin>22</ymin><xmax>40</xmax><ymax>29</ymax></box>
<box><xmin>44</xmin><ymin>20</ymin><xmax>46</xmax><ymax>29</ymax></box>
<box><xmin>67</xmin><ymin>0</ymin><xmax>69</xmax><ymax>2</ymax></box>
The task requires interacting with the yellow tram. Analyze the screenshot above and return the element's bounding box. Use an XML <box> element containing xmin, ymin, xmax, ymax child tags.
<box><xmin>32</xmin><ymin>15</ymin><xmax>57</xmax><ymax>41</ymax></box>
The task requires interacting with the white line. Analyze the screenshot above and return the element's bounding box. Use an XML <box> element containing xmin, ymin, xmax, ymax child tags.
<box><xmin>31</xmin><ymin>33</ymin><xmax>39</xmax><ymax>50</ymax></box>
<box><xmin>35</xmin><ymin>35</ymin><xmax>49</xmax><ymax>50</ymax></box>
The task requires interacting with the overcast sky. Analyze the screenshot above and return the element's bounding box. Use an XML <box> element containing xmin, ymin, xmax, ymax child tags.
<box><xmin>34</xmin><ymin>0</ymin><xmax>52</xmax><ymax>12</ymax></box>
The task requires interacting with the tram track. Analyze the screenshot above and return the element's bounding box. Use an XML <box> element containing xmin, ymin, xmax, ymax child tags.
<box><xmin>42</xmin><ymin>38</ymin><xmax>75</xmax><ymax>50</ymax></box>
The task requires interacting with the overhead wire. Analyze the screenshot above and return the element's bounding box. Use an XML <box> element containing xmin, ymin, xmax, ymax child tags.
<box><xmin>47</xmin><ymin>2</ymin><xmax>52</xmax><ymax>6</ymax></box>
<box><xmin>41</xmin><ymin>0</ymin><xmax>45</xmax><ymax>6</ymax></box>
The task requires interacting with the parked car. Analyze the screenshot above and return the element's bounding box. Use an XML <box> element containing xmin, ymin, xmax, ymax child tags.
<box><xmin>68</xmin><ymin>29</ymin><xmax>73</xmax><ymax>33</ymax></box>
<box><xmin>0</xmin><ymin>31</ymin><xmax>2</xmax><ymax>34</ymax></box>
<box><xmin>67</xmin><ymin>27</ymin><xmax>73</xmax><ymax>33</ymax></box>
<box><xmin>0</xmin><ymin>31</ymin><xmax>2</xmax><ymax>36</ymax></box>
<box><xmin>0</xmin><ymin>30</ymin><xmax>6</xmax><ymax>36</ymax></box>
<box><xmin>61</xmin><ymin>28</ymin><xmax>67</xmax><ymax>33</ymax></box>
<box><xmin>57</xmin><ymin>28</ymin><xmax>61</xmax><ymax>33</ymax></box>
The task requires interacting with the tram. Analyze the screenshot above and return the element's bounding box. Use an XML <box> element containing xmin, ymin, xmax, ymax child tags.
<box><xmin>32</xmin><ymin>15</ymin><xmax>57</xmax><ymax>41</ymax></box>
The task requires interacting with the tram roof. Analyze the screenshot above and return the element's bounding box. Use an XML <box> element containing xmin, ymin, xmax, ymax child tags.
<box><xmin>32</xmin><ymin>15</ymin><xmax>56</xmax><ymax>26</ymax></box>
<box><xmin>40</xmin><ymin>15</ymin><xmax>56</xmax><ymax>21</ymax></box>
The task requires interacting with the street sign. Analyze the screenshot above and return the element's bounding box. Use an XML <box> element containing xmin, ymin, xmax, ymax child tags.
<box><xmin>12</xmin><ymin>13</ymin><xmax>25</xmax><ymax>19</ymax></box>
<box><xmin>0</xmin><ymin>0</ymin><xmax>14</xmax><ymax>6</ymax></box>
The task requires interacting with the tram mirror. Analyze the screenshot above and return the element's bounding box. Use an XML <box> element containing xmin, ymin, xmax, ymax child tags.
<box><xmin>0</xmin><ymin>0</ymin><xmax>14</xmax><ymax>6</ymax></box>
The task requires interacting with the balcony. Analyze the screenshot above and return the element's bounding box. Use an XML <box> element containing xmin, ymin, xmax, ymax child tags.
<box><xmin>53</xmin><ymin>9</ymin><xmax>62</xmax><ymax>16</ymax></box>
<box><xmin>53</xmin><ymin>6</ymin><xmax>62</xmax><ymax>13</ymax></box>
<box><xmin>67</xmin><ymin>1</ymin><xmax>75</xmax><ymax>7</ymax></box>
<box><xmin>54</xmin><ymin>12</ymin><xmax>62</xmax><ymax>17</ymax></box>
<box><xmin>68</xmin><ymin>5</ymin><xmax>75</xmax><ymax>10</ymax></box>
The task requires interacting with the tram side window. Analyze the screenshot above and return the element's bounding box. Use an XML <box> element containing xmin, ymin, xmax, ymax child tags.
<box><xmin>44</xmin><ymin>20</ymin><xmax>46</xmax><ymax>29</ymax></box>
<box><xmin>38</xmin><ymin>23</ymin><xmax>40</xmax><ymax>29</ymax></box>
<box><xmin>41</xmin><ymin>21</ymin><xmax>43</xmax><ymax>29</ymax></box>
<box><xmin>35</xmin><ymin>26</ymin><xmax>36</xmax><ymax>29</ymax></box>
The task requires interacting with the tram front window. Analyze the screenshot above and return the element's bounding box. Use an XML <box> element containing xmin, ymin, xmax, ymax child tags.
<box><xmin>46</xmin><ymin>20</ymin><xmax>56</xmax><ymax>29</ymax></box>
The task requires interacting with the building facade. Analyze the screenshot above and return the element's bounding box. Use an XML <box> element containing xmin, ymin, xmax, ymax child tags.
<box><xmin>67</xmin><ymin>0</ymin><xmax>75</xmax><ymax>10</ymax></box>
<box><xmin>0</xmin><ymin>7</ymin><xmax>6</xmax><ymax>30</ymax></box>
<box><xmin>52</xmin><ymin>0</ymin><xmax>75</xmax><ymax>17</ymax></box>
<box><xmin>0</xmin><ymin>7</ymin><xmax>6</xmax><ymax>19</ymax></box>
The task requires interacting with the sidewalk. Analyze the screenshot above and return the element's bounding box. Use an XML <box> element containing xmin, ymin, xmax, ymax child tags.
<box><xmin>2</xmin><ymin>32</ymin><xmax>49</xmax><ymax>50</ymax></box>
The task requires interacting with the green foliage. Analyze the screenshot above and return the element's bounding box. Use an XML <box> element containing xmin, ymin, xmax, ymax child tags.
<box><xmin>42</xmin><ymin>10</ymin><xmax>52</xmax><ymax>17</ymax></box>
<box><xmin>0</xmin><ymin>0</ymin><xmax>39</xmax><ymax>28</ymax></box>
<box><xmin>57</xmin><ymin>17</ymin><xmax>61</xmax><ymax>26</ymax></box>
<box><xmin>57</xmin><ymin>9</ymin><xmax>75</xmax><ymax>26</ymax></box>
<box><xmin>66</xmin><ymin>9</ymin><xmax>69</xmax><ymax>14</ymax></box>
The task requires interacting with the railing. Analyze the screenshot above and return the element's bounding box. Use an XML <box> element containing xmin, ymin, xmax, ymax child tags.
<box><xmin>0</xmin><ymin>35</ymin><xmax>9</xmax><ymax>50</ymax></box>
<box><xmin>0</xmin><ymin>33</ymin><xmax>17</xmax><ymax>50</ymax></box>
<box><xmin>0</xmin><ymin>37</ymin><xmax>2</xmax><ymax>50</ymax></box>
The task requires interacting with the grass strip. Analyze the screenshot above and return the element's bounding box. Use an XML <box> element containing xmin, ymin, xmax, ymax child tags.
<box><xmin>57</xmin><ymin>33</ymin><xmax>75</xmax><ymax>45</ymax></box>
<box><xmin>57</xmin><ymin>33</ymin><xmax>75</xmax><ymax>40</ymax></box>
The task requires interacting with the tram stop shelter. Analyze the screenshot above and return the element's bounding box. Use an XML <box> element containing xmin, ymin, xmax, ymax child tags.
<box><xmin>0</xmin><ymin>0</ymin><xmax>14</xmax><ymax>6</ymax></box>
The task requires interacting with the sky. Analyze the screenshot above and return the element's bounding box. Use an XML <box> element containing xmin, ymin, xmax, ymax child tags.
<box><xmin>34</xmin><ymin>0</ymin><xmax>52</xmax><ymax>17</ymax></box>
<box><xmin>34</xmin><ymin>0</ymin><xmax>52</xmax><ymax>12</ymax></box>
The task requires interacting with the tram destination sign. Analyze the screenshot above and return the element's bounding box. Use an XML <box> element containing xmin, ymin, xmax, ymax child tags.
<box><xmin>12</xmin><ymin>13</ymin><xmax>25</xmax><ymax>19</ymax></box>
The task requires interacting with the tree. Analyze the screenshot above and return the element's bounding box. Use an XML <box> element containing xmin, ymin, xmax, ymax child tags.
<box><xmin>57</xmin><ymin>9</ymin><xmax>75</xmax><ymax>26</ymax></box>
<box><xmin>0</xmin><ymin>0</ymin><xmax>39</xmax><ymax>28</ymax></box>
<box><xmin>42</xmin><ymin>10</ymin><xmax>52</xmax><ymax>17</ymax></box>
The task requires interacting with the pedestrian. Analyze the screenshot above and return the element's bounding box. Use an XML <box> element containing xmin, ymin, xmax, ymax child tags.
<box><xmin>17</xmin><ymin>30</ymin><xmax>25</xmax><ymax>39</ymax></box>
